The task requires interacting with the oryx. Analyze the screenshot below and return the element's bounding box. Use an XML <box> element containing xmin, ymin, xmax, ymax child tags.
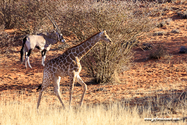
<box><xmin>20</xmin><ymin>13</ymin><xmax>66</xmax><ymax>68</ymax></box>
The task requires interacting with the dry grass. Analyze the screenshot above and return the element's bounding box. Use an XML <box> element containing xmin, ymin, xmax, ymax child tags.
<box><xmin>0</xmin><ymin>91</ymin><xmax>186</xmax><ymax>125</ymax></box>
<box><xmin>149</xmin><ymin>44</ymin><xmax>169</xmax><ymax>59</ymax></box>
<box><xmin>0</xmin><ymin>93</ymin><xmax>140</xmax><ymax>125</ymax></box>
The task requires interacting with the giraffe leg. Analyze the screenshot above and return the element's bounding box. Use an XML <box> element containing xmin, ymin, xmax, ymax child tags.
<box><xmin>76</xmin><ymin>74</ymin><xmax>87</xmax><ymax>107</ymax></box>
<box><xmin>37</xmin><ymin>76</ymin><xmax>51</xmax><ymax>109</ymax></box>
<box><xmin>69</xmin><ymin>74</ymin><xmax>76</xmax><ymax>108</ymax></box>
<box><xmin>37</xmin><ymin>84</ymin><xmax>49</xmax><ymax>109</ymax></box>
<box><xmin>53</xmin><ymin>76</ymin><xmax>65</xmax><ymax>109</ymax></box>
<box><xmin>71</xmin><ymin>56</ymin><xmax>86</xmax><ymax>106</ymax></box>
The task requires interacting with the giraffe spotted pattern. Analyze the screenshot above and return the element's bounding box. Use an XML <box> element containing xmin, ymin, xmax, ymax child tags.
<box><xmin>37</xmin><ymin>31</ymin><xmax>112</xmax><ymax>109</ymax></box>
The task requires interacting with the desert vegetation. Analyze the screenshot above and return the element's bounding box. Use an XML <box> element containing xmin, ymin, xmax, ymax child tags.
<box><xmin>0</xmin><ymin>91</ymin><xmax>186</xmax><ymax>125</ymax></box>
<box><xmin>1</xmin><ymin>0</ymin><xmax>187</xmax><ymax>124</ymax></box>
<box><xmin>0</xmin><ymin>0</ymin><xmax>157</xmax><ymax>83</ymax></box>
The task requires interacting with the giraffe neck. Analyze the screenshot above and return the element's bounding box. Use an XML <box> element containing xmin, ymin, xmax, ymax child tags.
<box><xmin>68</xmin><ymin>32</ymin><xmax>101</xmax><ymax>59</ymax></box>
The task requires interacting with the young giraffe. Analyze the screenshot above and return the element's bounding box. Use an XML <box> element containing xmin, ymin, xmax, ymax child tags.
<box><xmin>37</xmin><ymin>31</ymin><xmax>112</xmax><ymax>109</ymax></box>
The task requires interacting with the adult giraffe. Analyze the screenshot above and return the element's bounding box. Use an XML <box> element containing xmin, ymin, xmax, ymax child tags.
<box><xmin>37</xmin><ymin>31</ymin><xmax>112</xmax><ymax>109</ymax></box>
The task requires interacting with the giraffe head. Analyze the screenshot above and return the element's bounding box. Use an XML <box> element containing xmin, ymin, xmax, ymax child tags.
<box><xmin>99</xmin><ymin>30</ymin><xmax>112</xmax><ymax>43</ymax></box>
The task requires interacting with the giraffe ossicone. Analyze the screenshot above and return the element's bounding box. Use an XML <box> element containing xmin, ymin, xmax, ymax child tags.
<box><xmin>37</xmin><ymin>30</ymin><xmax>112</xmax><ymax>109</ymax></box>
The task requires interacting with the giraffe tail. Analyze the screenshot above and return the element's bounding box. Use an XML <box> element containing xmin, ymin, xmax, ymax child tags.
<box><xmin>37</xmin><ymin>84</ymin><xmax>42</xmax><ymax>92</ymax></box>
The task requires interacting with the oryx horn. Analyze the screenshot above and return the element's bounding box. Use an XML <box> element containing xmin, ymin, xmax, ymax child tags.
<box><xmin>45</xmin><ymin>12</ymin><xmax>61</xmax><ymax>34</ymax></box>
